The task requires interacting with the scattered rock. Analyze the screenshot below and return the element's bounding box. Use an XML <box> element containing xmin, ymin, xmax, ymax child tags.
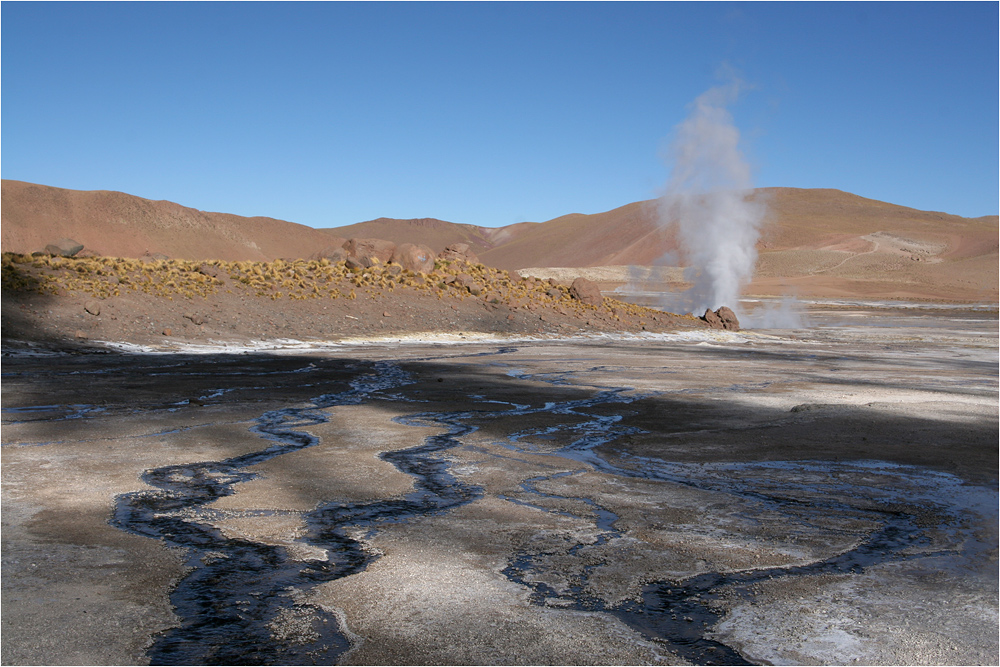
<box><xmin>183</xmin><ymin>313</ymin><xmax>205</xmax><ymax>325</ymax></box>
<box><xmin>74</xmin><ymin>330</ymin><xmax>87</xmax><ymax>339</ymax></box>
<box><xmin>84</xmin><ymin>300</ymin><xmax>101</xmax><ymax>316</ymax></box>
<box><xmin>45</xmin><ymin>238</ymin><xmax>84</xmax><ymax>257</ymax></box>
<box><xmin>390</xmin><ymin>243</ymin><xmax>436</xmax><ymax>273</ymax></box>
<box><xmin>197</xmin><ymin>264</ymin><xmax>223</xmax><ymax>279</ymax></box>
<box><xmin>569</xmin><ymin>277</ymin><xmax>603</xmax><ymax>306</ymax></box>
<box><xmin>311</xmin><ymin>246</ymin><xmax>348</xmax><ymax>262</ymax></box>
<box><xmin>438</xmin><ymin>243</ymin><xmax>480</xmax><ymax>265</ymax></box>
<box><xmin>162</xmin><ymin>328</ymin><xmax>172</xmax><ymax>336</ymax></box>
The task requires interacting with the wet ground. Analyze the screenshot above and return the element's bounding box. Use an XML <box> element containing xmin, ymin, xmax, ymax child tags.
<box><xmin>2</xmin><ymin>304</ymin><xmax>997</xmax><ymax>665</ymax></box>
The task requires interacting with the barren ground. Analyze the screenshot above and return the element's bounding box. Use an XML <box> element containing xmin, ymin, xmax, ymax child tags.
<box><xmin>2</xmin><ymin>299</ymin><xmax>997</xmax><ymax>665</ymax></box>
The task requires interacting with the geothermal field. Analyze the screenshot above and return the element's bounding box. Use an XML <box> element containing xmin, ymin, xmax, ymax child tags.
<box><xmin>2</xmin><ymin>169</ymin><xmax>998</xmax><ymax>665</ymax></box>
<box><xmin>2</xmin><ymin>297</ymin><xmax>997</xmax><ymax>666</ymax></box>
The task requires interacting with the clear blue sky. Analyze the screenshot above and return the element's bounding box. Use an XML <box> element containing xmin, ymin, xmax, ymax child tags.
<box><xmin>3</xmin><ymin>2</ymin><xmax>997</xmax><ymax>227</ymax></box>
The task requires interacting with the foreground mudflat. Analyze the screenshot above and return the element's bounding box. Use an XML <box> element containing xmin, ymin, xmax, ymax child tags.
<box><xmin>2</xmin><ymin>307</ymin><xmax>997</xmax><ymax>665</ymax></box>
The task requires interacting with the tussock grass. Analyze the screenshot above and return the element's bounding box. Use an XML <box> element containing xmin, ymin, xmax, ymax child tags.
<box><xmin>1</xmin><ymin>252</ymin><xmax>676</xmax><ymax>323</ymax></box>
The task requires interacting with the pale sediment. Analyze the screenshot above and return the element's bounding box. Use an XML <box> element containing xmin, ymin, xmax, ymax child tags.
<box><xmin>2</xmin><ymin>304</ymin><xmax>996</xmax><ymax>665</ymax></box>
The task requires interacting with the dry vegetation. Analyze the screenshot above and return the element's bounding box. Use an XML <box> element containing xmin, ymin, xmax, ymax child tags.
<box><xmin>2</xmin><ymin>252</ymin><xmax>693</xmax><ymax>347</ymax></box>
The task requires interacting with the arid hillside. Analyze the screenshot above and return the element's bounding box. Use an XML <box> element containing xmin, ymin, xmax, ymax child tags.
<box><xmin>324</xmin><ymin>188</ymin><xmax>998</xmax><ymax>302</ymax></box>
<box><xmin>1</xmin><ymin>180</ymin><xmax>341</xmax><ymax>262</ymax></box>
<box><xmin>3</xmin><ymin>180</ymin><xmax>996</xmax><ymax>301</ymax></box>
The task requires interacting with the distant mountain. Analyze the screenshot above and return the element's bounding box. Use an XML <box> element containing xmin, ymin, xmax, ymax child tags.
<box><xmin>3</xmin><ymin>179</ymin><xmax>996</xmax><ymax>301</ymax></box>
<box><xmin>319</xmin><ymin>188</ymin><xmax>998</xmax><ymax>301</ymax></box>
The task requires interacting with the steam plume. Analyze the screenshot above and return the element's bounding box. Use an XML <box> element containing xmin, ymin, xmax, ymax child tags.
<box><xmin>658</xmin><ymin>81</ymin><xmax>766</xmax><ymax>316</ymax></box>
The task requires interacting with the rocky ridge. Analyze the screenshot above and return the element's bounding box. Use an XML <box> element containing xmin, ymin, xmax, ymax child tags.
<box><xmin>2</xmin><ymin>248</ymin><xmax>715</xmax><ymax>350</ymax></box>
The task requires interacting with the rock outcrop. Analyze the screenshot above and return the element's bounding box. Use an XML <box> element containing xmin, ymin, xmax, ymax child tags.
<box><xmin>569</xmin><ymin>277</ymin><xmax>604</xmax><ymax>306</ymax></box>
<box><xmin>702</xmin><ymin>307</ymin><xmax>740</xmax><ymax>331</ymax></box>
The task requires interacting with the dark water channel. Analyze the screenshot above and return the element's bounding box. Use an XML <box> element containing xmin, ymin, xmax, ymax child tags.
<box><xmin>108</xmin><ymin>351</ymin><xmax>985</xmax><ymax>665</ymax></box>
<box><xmin>113</xmin><ymin>360</ymin><xmax>485</xmax><ymax>664</ymax></box>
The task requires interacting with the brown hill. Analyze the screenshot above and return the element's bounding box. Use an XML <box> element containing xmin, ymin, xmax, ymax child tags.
<box><xmin>323</xmin><ymin>188</ymin><xmax>997</xmax><ymax>302</ymax></box>
<box><xmin>3</xmin><ymin>180</ymin><xmax>996</xmax><ymax>302</ymax></box>
<box><xmin>1</xmin><ymin>180</ymin><xmax>338</xmax><ymax>262</ymax></box>
<box><xmin>748</xmin><ymin>188</ymin><xmax>998</xmax><ymax>302</ymax></box>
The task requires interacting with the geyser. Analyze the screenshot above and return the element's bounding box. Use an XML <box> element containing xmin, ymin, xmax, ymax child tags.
<box><xmin>658</xmin><ymin>80</ymin><xmax>766</xmax><ymax>316</ymax></box>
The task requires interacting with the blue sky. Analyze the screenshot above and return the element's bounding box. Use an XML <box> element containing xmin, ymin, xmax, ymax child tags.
<box><xmin>3</xmin><ymin>2</ymin><xmax>997</xmax><ymax>227</ymax></box>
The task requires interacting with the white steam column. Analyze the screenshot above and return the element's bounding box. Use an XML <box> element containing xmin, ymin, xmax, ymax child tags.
<box><xmin>659</xmin><ymin>82</ymin><xmax>766</xmax><ymax>316</ymax></box>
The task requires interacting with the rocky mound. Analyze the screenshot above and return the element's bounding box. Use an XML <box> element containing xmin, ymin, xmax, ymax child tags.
<box><xmin>1</xmin><ymin>252</ymin><xmax>706</xmax><ymax>349</ymax></box>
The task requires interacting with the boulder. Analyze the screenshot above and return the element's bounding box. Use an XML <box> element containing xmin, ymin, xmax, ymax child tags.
<box><xmin>569</xmin><ymin>277</ymin><xmax>603</xmax><ymax>306</ymax></box>
<box><xmin>343</xmin><ymin>238</ymin><xmax>396</xmax><ymax>264</ymax></box>
<box><xmin>84</xmin><ymin>300</ymin><xmax>101</xmax><ymax>316</ymax></box>
<box><xmin>438</xmin><ymin>243</ymin><xmax>480</xmax><ymax>265</ymax></box>
<box><xmin>702</xmin><ymin>307</ymin><xmax>740</xmax><ymax>331</ymax></box>
<box><xmin>390</xmin><ymin>243</ymin><xmax>436</xmax><ymax>273</ymax></box>
<box><xmin>45</xmin><ymin>238</ymin><xmax>84</xmax><ymax>257</ymax></box>
<box><xmin>717</xmin><ymin>306</ymin><xmax>740</xmax><ymax>331</ymax></box>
